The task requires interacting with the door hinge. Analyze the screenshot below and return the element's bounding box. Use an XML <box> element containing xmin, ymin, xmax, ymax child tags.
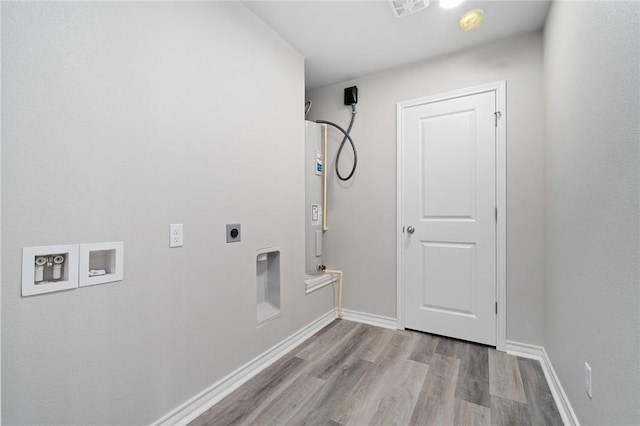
<box><xmin>495</xmin><ymin>207</ymin><xmax>498</xmax><ymax>222</ymax></box>
<box><xmin>495</xmin><ymin>302</ymin><xmax>498</xmax><ymax>314</ymax></box>
<box><xmin>494</xmin><ymin>111</ymin><xmax>502</xmax><ymax>127</ymax></box>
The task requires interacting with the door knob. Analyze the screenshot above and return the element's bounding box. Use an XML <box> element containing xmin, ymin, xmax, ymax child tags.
<box><xmin>407</xmin><ymin>226</ymin><xmax>415</xmax><ymax>234</ymax></box>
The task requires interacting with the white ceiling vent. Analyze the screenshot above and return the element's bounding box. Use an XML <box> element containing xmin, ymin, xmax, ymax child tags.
<box><xmin>388</xmin><ymin>0</ymin><xmax>430</xmax><ymax>18</ymax></box>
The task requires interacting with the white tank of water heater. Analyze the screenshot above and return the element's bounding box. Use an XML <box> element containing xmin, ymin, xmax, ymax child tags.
<box><xmin>305</xmin><ymin>121</ymin><xmax>325</xmax><ymax>274</ymax></box>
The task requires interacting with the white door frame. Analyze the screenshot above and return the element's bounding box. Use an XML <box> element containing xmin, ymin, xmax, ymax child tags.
<box><xmin>396</xmin><ymin>81</ymin><xmax>507</xmax><ymax>351</ymax></box>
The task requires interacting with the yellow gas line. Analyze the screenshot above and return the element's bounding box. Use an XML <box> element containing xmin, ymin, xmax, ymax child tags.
<box><xmin>321</xmin><ymin>123</ymin><xmax>328</xmax><ymax>232</ymax></box>
<box><xmin>320</xmin><ymin>124</ymin><xmax>341</xmax><ymax>318</ymax></box>
<box><xmin>325</xmin><ymin>269</ymin><xmax>343</xmax><ymax>318</ymax></box>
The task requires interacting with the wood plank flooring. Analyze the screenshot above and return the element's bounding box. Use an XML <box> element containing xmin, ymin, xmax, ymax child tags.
<box><xmin>191</xmin><ymin>320</ymin><xmax>562</xmax><ymax>426</ymax></box>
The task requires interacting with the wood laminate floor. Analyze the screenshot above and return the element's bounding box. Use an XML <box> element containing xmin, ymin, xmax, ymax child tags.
<box><xmin>191</xmin><ymin>319</ymin><xmax>563</xmax><ymax>426</ymax></box>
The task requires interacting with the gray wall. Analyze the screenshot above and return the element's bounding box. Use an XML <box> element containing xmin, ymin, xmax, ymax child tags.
<box><xmin>543</xmin><ymin>2</ymin><xmax>640</xmax><ymax>424</ymax></box>
<box><xmin>307</xmin><ymin>31</ymin><xmax>545</xmax><ymax>345</ymax></box>
<box><xmin>1</xmin><ymin>2</ymin><xmax>332</xmax><ymax>424</ymax></box>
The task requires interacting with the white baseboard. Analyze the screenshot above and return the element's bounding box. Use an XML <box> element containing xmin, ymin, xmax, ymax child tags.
<box><xmin>153</xmin><ymin>310</ymin><xmax>336</xmax><ymax>426</ymax></box>
<box><xmin>507</xmin><ymin>341</ymin><xmax>580</xmax><ymax>426</ymax></box>
<box><xmin>339</xmin><ymin>308</ymin><xmax>398</xmax><ymax>330</ymax></box>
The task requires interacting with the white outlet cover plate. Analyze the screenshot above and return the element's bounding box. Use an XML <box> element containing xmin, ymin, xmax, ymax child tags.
<box><xmin>170</xmin><ymin>224</ymin><xmax>183</xmax><ymax>247</ymax></box>
<box><xmin>22</xmin><ymin>244</ymin><xmax>79</xmax><ymax>296</ymax></box>
<box><xmin>79</xmin><ymin>241</ymin><xmax>124</xmax><ymax>287</ymax></box>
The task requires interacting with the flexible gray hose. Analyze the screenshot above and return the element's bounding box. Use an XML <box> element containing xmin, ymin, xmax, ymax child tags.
<box><xmin>316</xmin><ymin>104</ymin><xmax>357</xmax><ymax>181</ymax></box>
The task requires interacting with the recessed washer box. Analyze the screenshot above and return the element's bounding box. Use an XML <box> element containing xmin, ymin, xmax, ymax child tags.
<box><xmin>79</xmin><ymin>242</ymin><xmax>124</xmax><ymax>287</ymax></box>
<box><xmin>22</xmin><ymin>244</ymin><xmax>79</xmax><ymax>296</ymax></box>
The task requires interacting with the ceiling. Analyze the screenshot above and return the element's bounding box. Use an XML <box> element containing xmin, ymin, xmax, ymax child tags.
<box><xmin>244</xmin><ymin>0</ymin><xmax>551</xmax><ymax>90</ymax></box>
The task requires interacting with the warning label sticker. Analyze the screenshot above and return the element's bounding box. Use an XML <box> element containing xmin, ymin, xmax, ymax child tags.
<box><xmin>311</xmin><ymin>204</ymin><xmax>322</xmax><ymax>226</ymax></box>
<box><xmin>315</xmin><ymin>151</ymin><xmax>323</xmax><ymax>176</ymax></box>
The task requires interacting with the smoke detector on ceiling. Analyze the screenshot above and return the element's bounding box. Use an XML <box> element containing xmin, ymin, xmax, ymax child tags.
<box><xmin>388</xmin><ymin>0</ymin><xmax>430</xmax><ymax>18</ymax></box>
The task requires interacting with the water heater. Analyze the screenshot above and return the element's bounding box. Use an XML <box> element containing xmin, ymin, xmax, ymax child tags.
<box><xmin>304</xmin><ymin>121</ymin><xmax>326</xmax><ymax>274</ymax></box>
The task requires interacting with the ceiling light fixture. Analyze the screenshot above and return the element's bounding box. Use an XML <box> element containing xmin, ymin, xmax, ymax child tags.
<box><xmin>388</xmin><ymin>0</ymin><xmax>430</xmax><ymax>18</ymax></box>
<box><xmin>439</xmin><ymin>0</ymin><xmax>465</xmax><ymax>9</ymax></box>
<box><xmin>459</xmin><ymin>9</ymin><xmax>484</xmax><ymax>31</ymax></box>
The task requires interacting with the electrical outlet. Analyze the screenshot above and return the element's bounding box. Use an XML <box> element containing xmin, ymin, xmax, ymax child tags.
<box><xmin>226</xmin><ymin>224</ymin><xmax>241</xmax><ymax>243</ymax></box>
<box><xmin>170</xmin><ymin>224</ymin><xmax>183</xmax><ymax>248</ymax></box>
<box><xmin>585</xmin><ymin>362</ymin><xmax>592</xmax><ymax>399</ymax></box>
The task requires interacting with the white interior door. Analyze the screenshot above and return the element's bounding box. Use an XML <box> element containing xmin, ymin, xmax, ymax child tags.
<box><xmin>401</xmin><ymin>90</ymin><xmax>497</xmax><ymax>346</ymax></box>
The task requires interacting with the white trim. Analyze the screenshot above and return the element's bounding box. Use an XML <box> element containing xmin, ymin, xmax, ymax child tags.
<box><xmin>396</xmin><ymin>102</ymin><xmax>405</xmax><ymax>329</ymax></box>
<box><xmin>494</xmin><ymin>81</ymin><xmax>507</xmax><ymax>351</ymax></box>
<box><xmin>396</xmin><ymin>81</ymin><xmax>507</xmax><ymax>351</ymax></box>
<box><xmin>507</xmin><ymin>341</ymin><xmax>580</xmax><ymax>426</ymax></box>
<box><xmin>0</xmin><ymin>2</ymin><xmax>3</xmax><ymax>416</ymax></box>
<box><xmin>505</xmin><ymin>340</ymin><xmax>545</xmax><ymax>360</ymax></box>
<box><xmin>339</xmin><ymin>309</ymin><xmax>398</xmax><ymax>330</ymax></box>
<box><xmin>152</xmin><ymin>310</ymin><xmax>336</xmax><ymax>426</ymax></box>
<box><xmin>305</xmin><ymin>272</ymin><xmax>338</xmax><ymax>294</ymax></box>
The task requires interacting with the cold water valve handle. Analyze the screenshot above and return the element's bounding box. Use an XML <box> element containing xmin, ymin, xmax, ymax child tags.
<box><xmin>52</xmin><ymin>255</ymin><xmax>64</xmax><ymax>280</ymax></box>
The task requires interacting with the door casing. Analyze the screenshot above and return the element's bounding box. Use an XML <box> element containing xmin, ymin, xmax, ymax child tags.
<box><xmin>396</xmin><ymin>81</ymin><xmax>507</xmax><ymax>351</ymax></box>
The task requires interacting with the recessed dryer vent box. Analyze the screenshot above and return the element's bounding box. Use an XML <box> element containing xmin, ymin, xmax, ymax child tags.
<box><xmin>22</xmin><ymin>244</ymin><xmax>79</xmax><ymax>296</ymax></box>
<box><xmin>79</xmin><ymin>242</ymin><xmax>124</xmax><ymax>287</ymax></box>
<box><xmin>256</xmin><ymin>248</ymin><xmax>280</xmax><ymax>324</ymax></box>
